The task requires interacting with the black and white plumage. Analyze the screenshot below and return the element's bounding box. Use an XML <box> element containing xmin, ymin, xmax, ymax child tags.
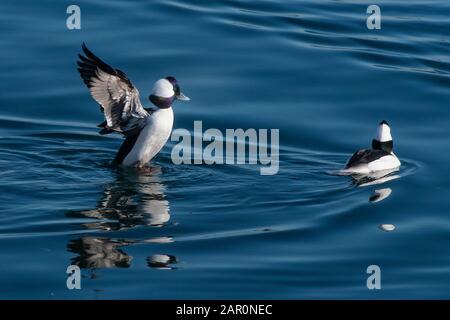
<box><xmin>342</xmin><ymin>120</ymin><xmax>401</xmax><ymax>174</ymax></box>
<box><xmin>77</xmin><ymin>43</ymin><xmax>190</xmax><ymax>167</ymax></box>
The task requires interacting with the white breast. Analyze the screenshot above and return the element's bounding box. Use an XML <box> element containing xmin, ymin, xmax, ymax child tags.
<box><xmin>122</xmin><ymin>108</ymin><xmax>174</xmax><ymax>166</ymax></box>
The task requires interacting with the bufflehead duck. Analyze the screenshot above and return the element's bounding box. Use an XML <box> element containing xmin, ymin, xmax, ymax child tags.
<box><xmin>343</xmin><ymin>120</ymin><xmax>401</xmax><ymax>174</ymax></box>
<box><xmin>77</xmin><ymin>43</ymin><xmax>190</xmax><ymax>168</ymax></box>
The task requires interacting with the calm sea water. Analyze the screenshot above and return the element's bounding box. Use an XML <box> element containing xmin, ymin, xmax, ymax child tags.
<box><xmin>1</xmin><ymin>0</ymin><xmax>450</xmax><ymax>299</ymax></box>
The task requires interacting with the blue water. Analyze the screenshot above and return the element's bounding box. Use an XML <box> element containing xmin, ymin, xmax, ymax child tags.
<box><xmin>1</xmin><ymin>0</ymin><xmax>450</xmax><ymax>299</ymax></box>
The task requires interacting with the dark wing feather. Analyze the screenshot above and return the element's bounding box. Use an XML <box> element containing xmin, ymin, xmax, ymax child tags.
<box><xmin>77</xmin><ymin>43</ymin><xmax>148</xmax><ymax>136</ymax></box>
<box><xmin>345</xmin><ymin>149</ymin><xmax>391</xmax><ymax>168</ymax></box>
<box><xmin>96</xmin><ymin>107</ymin><xmax>156</xmax><ymax>135</ymax></box>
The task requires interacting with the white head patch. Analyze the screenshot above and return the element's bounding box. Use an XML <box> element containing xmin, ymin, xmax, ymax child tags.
<box><xmin>376</xmin><ymin>122</ymin><xmax>392</xmax><ymax>142</ymax></box>
<box><xmin>151</xmin><ymin>79</ymin><xmax>174</xmax><ymax>98</ymax></box>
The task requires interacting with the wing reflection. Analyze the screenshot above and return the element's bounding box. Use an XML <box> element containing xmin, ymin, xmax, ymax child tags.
<box><xmin>66</xmin><ymin>166</ymin><xmax>177</xmax><ymax>270</ymax></box>
<box><xmin>68</xmin><ymin>237</ymin><xmax>134</xmax><ymax>269</ymax></box>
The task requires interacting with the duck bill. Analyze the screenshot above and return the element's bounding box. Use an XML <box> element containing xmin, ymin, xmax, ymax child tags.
<box><xmin>176</xmin><ymin>92</ymin><xmax>190</xmax><ymax>101</ymax></box>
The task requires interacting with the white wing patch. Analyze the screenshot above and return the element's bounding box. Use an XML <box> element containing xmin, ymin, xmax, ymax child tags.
<box><xmin>152</xmin><ymin>79</ymin><xmax>175</xmax><ymax>98</ymax></box>
<box><xmin>367</xmin><ymin>154</ymin><xmax>401</xmax><ymax>172</ymax></box>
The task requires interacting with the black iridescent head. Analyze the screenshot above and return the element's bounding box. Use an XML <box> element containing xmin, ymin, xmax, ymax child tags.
<box><xmin>165</xmin><ymin>76</ymin><xmax>190</xmax><ymax>101</ymax></box>
<box><xmin>148</xmin><ymin>76</ymin><xmax>190</xmax><ymax>108</ymax></box>
<box><xmin>165</xmin><ymin>76</ymin><xmax>180</xmax><ymax>96</ymax></box>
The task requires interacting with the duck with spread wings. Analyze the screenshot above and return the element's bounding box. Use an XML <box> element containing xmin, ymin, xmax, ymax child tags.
<box><xmin>77</xmin><ymin>43</ymin><xmax>190</xmax><ymax>168</ymax></box>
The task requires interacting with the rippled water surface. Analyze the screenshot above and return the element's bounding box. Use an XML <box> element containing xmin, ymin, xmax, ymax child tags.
<box><xmin>1</xmin><ymin>0</ymin><xmax>450</xmax><ymax>299</ymax></box>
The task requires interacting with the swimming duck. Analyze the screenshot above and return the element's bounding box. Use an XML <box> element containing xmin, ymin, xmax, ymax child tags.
<box><xmin>343</xmin><ymin>120</ymin><xmax>401</xmax><ymax>174</ymax></box>
<box><xmin>77</xmin><ymin>43</ymin><xmax>190</xmax><ymax>168</ymax></box>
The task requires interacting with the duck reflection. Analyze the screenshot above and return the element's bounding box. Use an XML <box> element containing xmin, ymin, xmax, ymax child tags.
<box><xmin>350</xmin><ymin>170</ymin><xmax>397</xmax><ymax>203</ymax></box>
<box><xmin>350</xmin><ymin>168</ymin><xmax>400</xmax><ymax>187</ymax></box>
<box><xmin>67</xmin><ymin>166</ymin><xmax>171</xmax><ymax>230</ymax></box>
<box><xmin>147</xmin><ymin>254</ymin><xmax>178</xmax><ymax>270</ymax></box>
<box><xmin>369</xmin><ymin>188</ymin><xmax>392</xmax><ymax>203</ymax></box>
<box><xmin>66</xmin><ymin>166</ymin><xmax>177</xmax><ymax>270</ymax></box>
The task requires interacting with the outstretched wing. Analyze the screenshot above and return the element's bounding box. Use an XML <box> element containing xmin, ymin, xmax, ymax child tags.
<box><xmin>77</xmin><ymin>43</ymin><xmax>149</xmax><ymax>136</ymax></box>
